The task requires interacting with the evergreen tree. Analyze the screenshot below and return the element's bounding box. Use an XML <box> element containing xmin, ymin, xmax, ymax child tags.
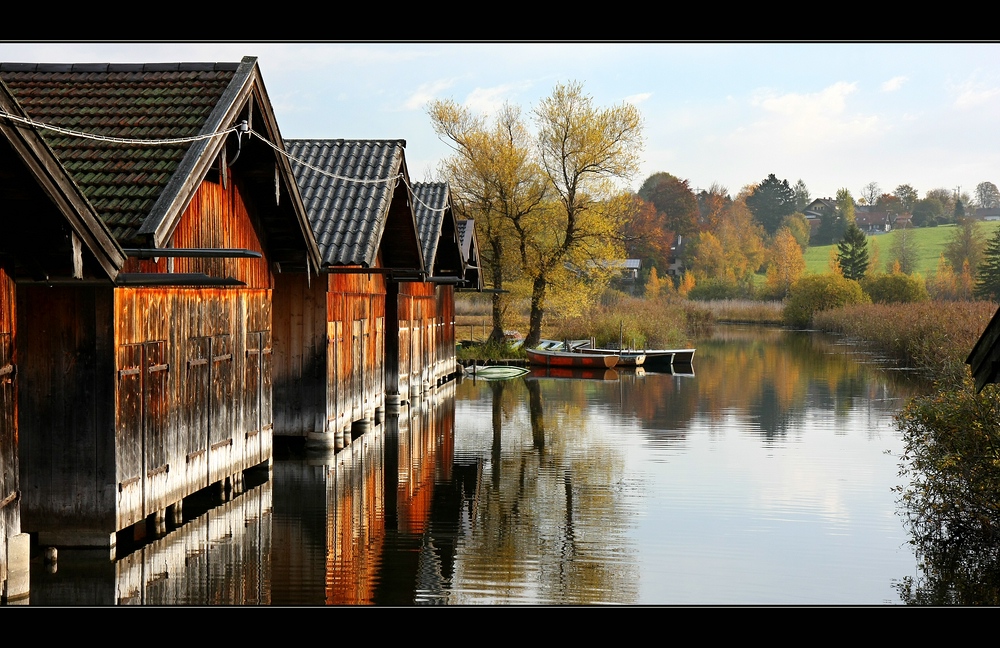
<box><xmin>975</xmin><ymin>227</ymin><xmax>1000</xmax><ymax>301</ymax></box>
<box><xmin>837</xmin><ymin>223</ymin><xmax>870</xmax><ymax>281</ymax></box>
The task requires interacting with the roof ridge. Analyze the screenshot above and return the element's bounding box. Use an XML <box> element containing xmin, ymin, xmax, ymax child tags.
<box><xmin>0</xmin><ymin>62</ymin><xmax>242</xmax><ymax>73</ymax></box>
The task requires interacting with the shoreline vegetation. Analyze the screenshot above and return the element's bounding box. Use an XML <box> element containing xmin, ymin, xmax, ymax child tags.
<box><xmin>457</xmin><ymin>290</ymin><xmax>1000</xmax><ymax>602</ymax></box>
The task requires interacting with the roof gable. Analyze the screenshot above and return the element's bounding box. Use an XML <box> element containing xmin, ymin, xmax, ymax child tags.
<box><xmin>0</xmin><ymin>77</ymin><xmax>123</xmax><ymax>280</ymax></box>
<box><xmin>0</xmin><ymin>57</ymin><xmax>319</xmax><ymax>271</ymax></box>
<box><xmin>412</xmin><ymin>181</ymin><xmax>464</xmax><ymax>278</ymax></box>
<box><xmin>0</xmin><ymin>61</ymin><xmax>242</xmax><ymax>244</ymax></box>
<box><xmin>285</xmin><ymin>139</ymin><xmax>422</xmax><ymax>272</ymax></box>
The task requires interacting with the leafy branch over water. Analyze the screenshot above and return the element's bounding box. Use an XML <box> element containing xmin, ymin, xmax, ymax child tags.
<box><xmin>813</xmin><ymin>300</ymin><xmax>1000</xmax><ymax>604</ymax></box>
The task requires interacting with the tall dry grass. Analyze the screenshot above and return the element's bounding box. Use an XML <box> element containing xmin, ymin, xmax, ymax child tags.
<box><xmin>813</xmin><ymin>300</ymin><xmax>998</xmax><ymax>383</ymax></box>
<box><xmin>693</xmin><ymin>299</ymin><xmax>785</xmax><ymax>325</ymax></box>
<box><xmin>548</xmin><ymin>294</ymin><xmax>699</xmax><ymax>348</ymax></box>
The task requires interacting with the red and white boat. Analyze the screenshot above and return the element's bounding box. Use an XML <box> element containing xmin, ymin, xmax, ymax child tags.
<box><xmin>526</xmin><ymin>346</ymin><xmax>619</xmax><ymax>369</ymax></box>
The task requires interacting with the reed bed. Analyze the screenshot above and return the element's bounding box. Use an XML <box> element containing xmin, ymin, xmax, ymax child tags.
<box><xmin>812</xmin><ymin>300</ymin><xmax>998</xmax><ymax>382</ymax></box>
<box><xmin>691</xmin><ymin>299</ymin><xmax>785</xmax><ymax>325</ymax></box>
<box><xmin>548</xmin><ymin>294</ymin><xmax>697</xmax><ymax>348</ymax></box>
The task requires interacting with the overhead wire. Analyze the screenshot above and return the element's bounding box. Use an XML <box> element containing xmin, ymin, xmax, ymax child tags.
<box><xmin>0</xmin><ymin>108</ymin><xmax>454</xmax><ymax>216</ymax></box>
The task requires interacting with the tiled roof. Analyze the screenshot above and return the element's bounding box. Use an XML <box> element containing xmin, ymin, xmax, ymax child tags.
<box><xmin>411</xmin><ymin>181</ymin><xmax>448</xmax><ymax>270</ymax></box>
<box><xmin>285</xmin><ymin>139</ymin><xmax>421</xmax><ymax>269</ymax></box>
<box><xmin>0</xmin><ymin>62</ymin><xmax>245</xmax><ymax>244</ymax></box>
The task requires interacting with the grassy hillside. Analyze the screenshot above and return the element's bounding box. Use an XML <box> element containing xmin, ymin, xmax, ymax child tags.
<box><xmin>803</xmin><ymin>221</ymin><xmax>1000</xmax><ymax>277</ymax></box>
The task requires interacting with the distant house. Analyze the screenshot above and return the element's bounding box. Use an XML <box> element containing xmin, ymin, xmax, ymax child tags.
<box><xmin>1</xmin><ymin>57</ymin><xmax>319</xmax><ymax>552</ymax></box>
<box><xmin>976</xmin><ymin>207</ymin><xmax>1000</xmax><ymax>221</ymax></box>
<box><xmin>855</xmin><ymin>206</ymin><xmax>892</xmax><ymax>233</ymax></box>
<box><xmin>667</xmin><ymin>235</ymin><xmax>688</xmax><ymax>278</ymax></box>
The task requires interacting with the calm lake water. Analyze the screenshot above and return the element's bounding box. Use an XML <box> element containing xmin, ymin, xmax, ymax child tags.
<box><xmin>24</xmin><ymin>324</ymin><xmax>928</xmax><ymax>605</ymax></box>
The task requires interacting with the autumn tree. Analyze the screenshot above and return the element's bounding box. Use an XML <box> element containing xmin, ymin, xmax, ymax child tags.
<box><xmin>637</xmin><ymin>172</ymin><xmax>699</xmax><ymax>237</ymax></box>
<box><xmin>696</xmin><ymin>183</ymin><xmax>730</xmax><ymax>232</ymax></box>
<box><xmin>975</xmin><ymin>181</ymin><xmax>1000</xmax><ymax>209</ymax></box>
<box><xmin>745</xmin><ymin>173</ymin><xmax>796</xmax><ymax>235</ymax></box>
<box><xmin>944</xmin><ymin>216</ymin><xmax>985</xmax><ymax>281</ymax></box>
<box><xmin>686</xmin><ymin>197</ymin><xmax>766</xmax><ymax>296</ymax></box>
<box><xmin>837</xmin><ymin>222</ymin><xmax>870</xmax><ymax>280</ymax></box>
<box><xmin>836</xmin><ymin>188</ymin><xmax>856</xmax><ymax>225</ymax></box>
<box><xmin>780</xmin><ymin>213</ymin><xmax>810</xmax><ymax>251</ymax></box>
<box><xmin>430</xmin><ymin>100</ymin><xmax>547</xmax><ymax>343</ymax></box>
<box><xmin>765</xmin><ymin>227</ymin><xmax>806</xmax><ymax>298</ymax></box>
<box><xmin>528</xmin><ymin>81</ymin><xmax>643</xmax><ymax>347</ymax></box>
<box><xmin>620</xmin><ymin>195</ymin><xmax>673</xmax><ymax>274</ymax></box>
<box><xmin>860</xmin><ymin>181</ymin><xmax>881</xmax><ymax>206</ymax></box>
<box><xmin>894</xmin><ymin>184</ymin><xmax>919</xmax><ymax>213</ymax></box>
<box><xmin>888</xmin><ymin>225</ymin><xmax>918</xmax><ymax>274</ymax></box>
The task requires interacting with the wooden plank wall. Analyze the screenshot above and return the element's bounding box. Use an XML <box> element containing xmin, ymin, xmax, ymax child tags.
<box><xmin>272</xmin><ymin>273</ymin><xmax>326</xmax><ymax>436</ymax></box>
<box><xmin>399</xmin><ymin>283</ymin><xmax>457</xmax><ymax>394</ymax></box>
<box><xmin>327</xmin><ymin>272</ymin><xmax>386</xmax><ymax>438</ymax></box>
<box><xmin>113</xmin><ymin>287</ymin><xmax>271</xmax><ymax>530</ymax></box>
<box><xmin>0</xmin><ymin>263</ymin><xmax>17</xmax><ymax>587</ymax></box>
<box><xmin>20</xmin><ymin>175</ymin><xmax>280</xmax><ymax>541</ymax></box>
<box><xmin>18</xmin><ymin>285</ymin><xmax>117</xmax><ymax>542</ymax></box>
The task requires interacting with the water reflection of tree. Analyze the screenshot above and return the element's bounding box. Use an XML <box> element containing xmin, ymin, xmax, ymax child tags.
<box><xmin>453</xmin><ymin>377</ymin><xmax>638</xmax><ymax>604</ymax></box>
<box><xmin>619</xmin><ymin>326</ymin><xmax>927</xmax><ymax>444</ymax></box>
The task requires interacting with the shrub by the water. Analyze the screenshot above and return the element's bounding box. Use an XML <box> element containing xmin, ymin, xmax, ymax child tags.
<box><xmin>861</xmin><ymin>272</ymin><xmax>930</xmax><ymax>304</ymax></box>
<box><xmin>812</xmin><ymin>300</ymin><xmax>996</xmax><ymax>382</ymax></box>
<box><xmin>783</xmin><ymin>274</ymin><xmax>870</xmax><ymax>327</ymax></box>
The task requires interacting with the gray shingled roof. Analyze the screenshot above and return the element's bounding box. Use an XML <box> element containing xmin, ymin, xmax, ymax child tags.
<box><xmin>0</xmin><ymin>61</ymin><xmax>245</xmax><ymax>244</ymax></box>
<box><xmin>411</xmin><ymin>181</ymin><xmax>447</xmax><ymax>270</ymax></box>
<box><xmin>285</xmin><ymin>139</ymin><xmax>422</xmax><ymax>270</ymax></box>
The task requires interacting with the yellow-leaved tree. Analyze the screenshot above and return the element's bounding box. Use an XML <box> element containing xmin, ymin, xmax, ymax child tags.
<box><xmin>431</xmin><ymin>82</ymin><xmax>643</xmax><ymax>347</ymax></box>
<box><xmin>429</xmin><ymin>101</ymin><xmax>547</xmax><ymax>343</ymax></box>
<box><xmin>765</xmin><ymin>227</ymin><xmax>806</xmax><ymax>298</ymax></box>
<box><xmin>526</xmin><ymin>82</ymin><xmax>644</xmax><ymax>346</ymax></box>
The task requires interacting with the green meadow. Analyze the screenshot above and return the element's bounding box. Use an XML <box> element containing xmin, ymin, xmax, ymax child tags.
<box><xmin>803</xmin><ymin>221</ymin><xmax>1000</xmax><ymax>277</ymax></box>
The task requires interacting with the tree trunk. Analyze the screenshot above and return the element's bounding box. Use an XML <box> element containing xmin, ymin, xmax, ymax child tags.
<box><xmin>489</xmin><ymin>291</ymin><xmax>506</xmax><ymax>344</ymax></box>
<box><xmin>525</xmin><ymin>274</ymin><xmax>546</xmax><ymax>348</ymax></box>
<box><xmin>488</xmin><ymin>238</ymin><xmax>506</xmax><ymax>344</ymax></box>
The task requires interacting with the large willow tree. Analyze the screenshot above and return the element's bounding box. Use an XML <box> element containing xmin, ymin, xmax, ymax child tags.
<box><xmin>430</xmin><ymin>82</ymin><xmax>644</xmax><ymax>347</ymax></box>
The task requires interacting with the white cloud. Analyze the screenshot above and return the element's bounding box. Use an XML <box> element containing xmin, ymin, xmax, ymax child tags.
<box><xmin>463</xmin><ymin>82</ymin><xmax>532</xmax><ymax>115</ymax></box>
<box><xmin>624</xmin><ymin>92</ymin><xmax>653</xmax><ymax>106</ymax></box>
<box><xmin>953</xmin><ymin>79</ymin><xmax>1000</xmax><ymax>109</ymax></box>
<box><xmin>402</xmin><ymin>78</ymin><xmax>460</xmax><ymax>111</ymax></box>
<box><xmin>743</xmin><ymin>82</ymin><xmax>879</xmax><ymax>149</ymax></box>
<box><xmin>880</xmin><ymin>75</ymin><xmax>908</xmax><ymax>92</ymax></box>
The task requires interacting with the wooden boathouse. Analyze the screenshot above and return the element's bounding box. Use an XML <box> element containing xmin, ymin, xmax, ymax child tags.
<box><xmin>0</xmin><ymin>76</ymin><xmax>128</xmax><ymax>596</ymax></box>
<box><xmin>0</xmin><ymin>57</ymin><xmax>319</xmax><ymax>553</ymax></box>
<box><xmin>407</xmin><ymin>181</ymin><xmax>478</xmax><ymax>392</ymax></box>
<box><xmin>276</xmin><ymin>139</ymin><xmax>423</xmax><ymax>449</ymax></box>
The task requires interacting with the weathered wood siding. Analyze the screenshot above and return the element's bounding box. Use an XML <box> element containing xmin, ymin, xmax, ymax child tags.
<box><xmin>113</xmin><ymin>287</ymin><xmax>271</xmax><ymax>529</ymax></box>
<box><xmin>114</xmin><ymin>176</ymin><xmax>274</xmax><ymax>530</ymax></box>
<box><xmin>398</xmin><ymin>282</ymin><xmax>457</xmax><ymax>395</ymax></box>
<box><xmin>0</xmin><ymin>263</ymin><xmax>17</xmax><ymax>586</ymax></box>
<box><xmin>272</xmin><ymin>273</ymin><xmax>326</xmax><ymax>436</ymax></box>
<box><xmin>327</xmin><ymin>272</ymin><xmax>386</xmax><ymax>439</ymax></box>
<box><xmin>18</xmin><ymin>285</ymin><xmax>117</xmax><ymax>544</ymax></box>
<box><xmin>20</xmin><ymin>175</ymin><xmax>279</xmax><ymax>543</ymax></box>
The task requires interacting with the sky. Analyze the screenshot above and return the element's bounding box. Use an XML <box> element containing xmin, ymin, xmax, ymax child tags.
<box><xmin>1</xmin><ymin>42</ymin><xmax>998</xmax><ymax>203</ymax></box>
